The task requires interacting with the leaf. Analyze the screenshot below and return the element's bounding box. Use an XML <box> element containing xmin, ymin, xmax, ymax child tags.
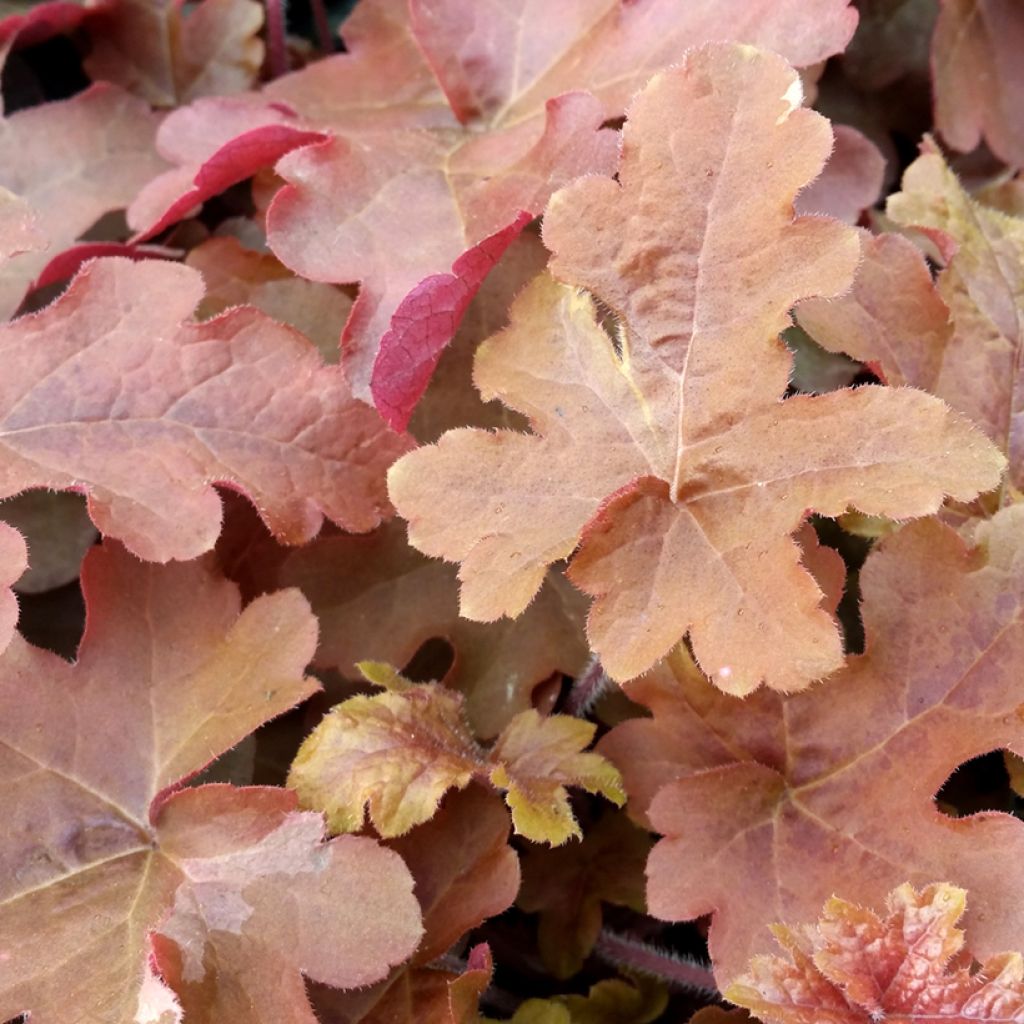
<box><xmin>409</xmin><ymin>229</ymin><xmax>547</xmax><ymax>443</ymax></box>
<box><xmin>490</xmin><ymin>710</ymin><xmax>625</xmax><ymax>844</ymax></box>
<box><xmin>389</xmin><ymin>45</ymin><xmax>1004</xmax><ymax>693</ymax></box>
<box><xmin>500</xmin><ymin>977</ymin><xmax>667</xmax><ymax>1024</ymax></box>
<box><xmin>0</xmin><ymin>518</ymin><xmax>25</xmax><ymax>651</ymax></box>
<box><xmin>793</xmin><ymin>125</ymin><xmax>885</xmax><ymax>224</ymax></box>
<box><xmin>553</xmin><ymin>977</ymin><xmax>668</xmax><ymax>1024</ymax></box>
<box><xmin>309</xmin><ymin>792</ymin><xmax>518</xmax><ymax>1023</ymax></box>
<box><xmin>263</xmin><ymin>0</ymin><xmax>856</xmax><ymax>416</ymax></box>
<box><xmin>369</xmin><ymin>212</ymin><xmax>532</xmax><ymax>429</ymax></box>
<box><xmin>0</xmin><ymin>257</ymin><xmax>412</xmax><ymax>562</ymax></box>
<box><xmin>0</xmin><ymin>542</ymin><xmax>422</xmax><ymax>1023</ymax></box>
<box><xmin>186</xmin><ymin>235</ymin><xmax>352</xmax><ymax>364</ymax></box>
<box><xmin>0</xmin><ymin>490</ymin><xmax>96</xmax><ymax>593</ymax></box>
<box><xmin>388</xmin><ymin>788</ymin><xmax>520</xmax><ymax>965</ymax></box>
<box><xmin>277</xmin><ymin>519</ymin><xmax>589</xmax><ymax>737</ymax></box>
<box><xmin>802</xmin><ymin>145</ymin><xmax>1024</xmax><ymax>495</ymax></box>
<box><xmin>0</xmin><ymin>84</ymin><xmax>168</xmax><ymax>318</ymax></box>
<box><xmin>600</xmin><ymin>504</ymin><xmax>1024</xmax><ymax>984</ymax></box>
<box><xmin>128</xmin><ymin>97</ymin><xmax>327</xmax><ymax>240</ymax></box>
<box><xmin>727</xmin><ymin>883</ymin><xmax>1024</xmax><ymax>1024</ymax></box>
<box><xmin>83</xmin><ymin>0</ymin><xmax>265</xmax><ymax>107</ymax></box>
<box><xmin>932</xmin><ymin>0</ymin><xmax>1024</xmax><ymax>166</ymax></box>
<box><xmin>518</xmin><ymin>810</ymin><xmax>652</xmax><ymax>978</ymax></box>
<box><xmin>288</xmin><ymin>672</ymin><xmax>624</xmax><ymax>844</ymax></box>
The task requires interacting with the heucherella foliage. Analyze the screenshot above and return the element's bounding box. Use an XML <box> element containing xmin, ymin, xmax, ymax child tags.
<box><xmin>728</xmin><ymin>883</ymin><xmax>1024</xmax><ymax>1024</ymax></box>
<box><xmin>3</xmin><ymin>1</ymin><xmax>1024</xmax><ymax>1021</ymax></box>
<box><xmin>288</xmin><ymin>662</ymin><xmax>624</xmax><ymax>845</ymax></box>
<box><xmin>389</xmin><ymin>44</ymin><xmax>1005</xmax><ymax>695</ymax></box>
<box><xmin>0</xmin><ymin>544</ymin><xmax>421</xmax><ymax>1024</ymax></box>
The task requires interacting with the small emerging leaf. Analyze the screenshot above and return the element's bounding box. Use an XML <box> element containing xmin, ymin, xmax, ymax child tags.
<box><xmin>289</xmin><ymin>675</ymin><xmax>623</xmax><ymax>844</ymax></box>
<box><xmin>727</xmin><ymin>883</ymin><xmax>1024</xmax><ymax>1024</ymax></box>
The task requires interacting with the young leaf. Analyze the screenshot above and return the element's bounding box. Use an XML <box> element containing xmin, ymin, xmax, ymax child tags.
<box><xmin>0</xmin><ymin>257</ymin><xmax>412</xmax><ymax>562</ymax></box>
<box><xmin>931</xmin><ymin>0</ymin><xmax>1024</xmax><ymax>167</ymax></box>
<box><xmin>264</xmin><ymin>0</ymin><xmax>857</xmax><ymax>416</ymax></box>
<box><xmin>0</xmin><ymin>543</ymin><xmax>422</xmax><ymax>1024</ymax></box>
<box><xmin>288</xmin><ymin>672</ymin><xmax>624</xmax><ymax>844</ymax></box>
<box><xmin>727</xmin><ymin>883</ymin><xmax>1024</xmax><ymax>1024</ymax></box>
<box><xmin>390</xmin><ymin>44</ymin><xmax>1005</xmax><ymax>693</ymax></box>
<box><xmin>503</xmin><ymin>977</ymin><xmax>667</xmax><ymax>1024</ymax></box>
<box><xmin>0</xmin><ymin>84</ymin><xmax>168</xmax><ymax>318</ymax></box>
<box><xmin>601</xmin><ymin>504</ymin><xmax>1024</xmax><ymax>984</ymax></box>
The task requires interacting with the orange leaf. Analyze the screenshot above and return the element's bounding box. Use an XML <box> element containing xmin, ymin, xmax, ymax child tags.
<box><xmin>727</xmin><ymin>883</ymin><xmax>1024</xmax><ymax>1024</ymax></box>
<box><xmin>0</xmin><ymin>543</ymin><xmax>422</xmax><ymax>1023</ymax></box>
<box><xmin>601</xmin><ymin>505</ymin><xmax>1024</xmax><ymax>984</ymax></box>
<box><xmin>0</xmin><ymin>257</ymin><xmax>412</xmax><ymax>561</ymax></box>
<box><xmin>390</xmin><ymin>45</ymin><xmax>1004</xmax><ymax>693</ymax></box>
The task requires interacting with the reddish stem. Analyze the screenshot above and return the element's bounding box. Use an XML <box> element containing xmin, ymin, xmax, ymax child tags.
<box><xmin>594</xmin><ymin>930</ymin><xmax>719</xmax><ymax>995</ymax></box>
<box><xmin>565</xmin><ymin>655</ymin><xmax>611</xmax><ymax>717</ymax></box>
<box><xmin>309</xmin><ymin>0</ymin><xmax>334</xmax><ymax>53</ymax></box>
<box><xmin>265</xmin><ymin>0</ymin><xmax>288</xmax><ymax>78</ymax></box>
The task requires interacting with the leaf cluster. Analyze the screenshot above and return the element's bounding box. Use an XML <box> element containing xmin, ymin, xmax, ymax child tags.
<box><xmin>2</xmin><ymin>2</ymin><xmax>1024</xmax><ymax>1023</ymax></box>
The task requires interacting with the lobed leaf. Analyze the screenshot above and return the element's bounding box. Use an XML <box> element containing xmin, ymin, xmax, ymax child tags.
<box><xmin>0</xmin><ymin>84</ymin><xmax>168</xmax><ymax>319</ymax></box>
<box><xmin>728</xmin><ymin>883</ymin><xmax>1024</xmax><ymax>1024</ymax></box>
<box><xmin>0</xmin><ymin>257</ymin><xmax>412</xmax><ymax>562</ymax></box>
<box><xmin>390</xmin><ymin>44</ymin><xmax>1004</xmax><ymax>693</ymax></box>
<box><xmin>0</xmin><ymin>542</ymin><xmax>422</xmax><ymax>1023</ymax></box>
<box><xmin>601</xmin><ymin>504</ymin><xmax>1024</xmax><ymax>984</ymax></box>
<box><xmin>289</xmin><ymin>672</ymin><xmax>623</xmax><ymax>845</ymax></box>
<box><xmin>262</xmin><ymin>0</ymin><xmax>856</xmax><ymax>413</ymax></box>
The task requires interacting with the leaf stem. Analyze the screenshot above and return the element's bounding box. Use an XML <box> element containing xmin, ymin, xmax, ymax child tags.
<box><xmin>265</xmin><ymin>0</ymin><xmax>289</xmax><ymax>78</ymax></box>
<box><xmin>565</xmin><ymin>655</ymin><xmax>612</xmax><ymax>717</ymax></box>
<box><xmin>309</xmin><ymin>0</ymin><xmax>334</xmax><ymax>53</ymax></box>
<box><xmin>594</xmin><ymin>929</ymin><xmax>719</xmax><ymax>995</ymax></box>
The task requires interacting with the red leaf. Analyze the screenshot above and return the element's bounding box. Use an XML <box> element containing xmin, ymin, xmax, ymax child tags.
<box><xmin>128</xmin><ymin>97</ymin><xmax>327</xmax><ymax>241</ymax></box>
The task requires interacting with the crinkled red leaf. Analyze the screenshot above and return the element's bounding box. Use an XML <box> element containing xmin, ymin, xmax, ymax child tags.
<box><xmin>128</xmin><ymin>96</ymin><xmax>326</xmax><ymax>240</ymax></box>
